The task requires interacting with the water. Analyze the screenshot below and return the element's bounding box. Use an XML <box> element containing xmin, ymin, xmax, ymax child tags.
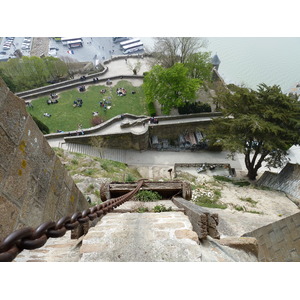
<box><xmin>140</xmin><ymin>37</ymin><xmax>300</xmax><ymax>93</ymax></box>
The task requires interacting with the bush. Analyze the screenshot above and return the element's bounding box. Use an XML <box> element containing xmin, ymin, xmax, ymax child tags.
<box><xmin>147</xmin><ymin>101</ymin><xmax>156</xmax><ymax>116</ymax></box>
<box><xmin>135</xmin><ymin>190</ymin><xmax>162</xmax><ymax>202</ymax></box>
<box><xmin>213</xmin><ymin>175</ymin><xmax>233</xmax><ymax>182</ymax></box>
<box><xmin>136</xmin><ymin>206</ymin><xmax>149</xmax><ymax>213</ymax></box>
<box><xmin>178</xmin><ymin>102</ymin><xmax>211</xmax><ymax>114</ymax></box>
<box><xmin>125</xmin><ymin>173</ymin><xmax>136</xmax><ymax>182</ymax></box>
<box><xmin>31</xmin><ymin>115</ymin><xmax>50</xmax><ymax>134</ymax></box>
<box><xmin>153</xmin><ymin>204</ymin><xmax>172</xmax><ymax>213</ymax></box>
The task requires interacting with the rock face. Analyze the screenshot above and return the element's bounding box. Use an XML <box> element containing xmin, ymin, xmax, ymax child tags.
<box><xmin>0</xmin><ymin>78</ymin><xmax>88</xmax><ymax>242</ymax></box>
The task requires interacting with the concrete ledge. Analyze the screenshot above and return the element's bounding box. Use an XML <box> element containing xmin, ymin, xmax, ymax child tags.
<box><xmin>218</xmin><ymin>237</ymin><xmax>259</xmax><ymax>257</ymax></box>
<box><xmin>172</xmin><ymin>197</ymin><xmax>220</xmax><ymax>240</ymax></box>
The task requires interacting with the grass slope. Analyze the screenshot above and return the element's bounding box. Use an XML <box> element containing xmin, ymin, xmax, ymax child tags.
<box><xmin>27</xmin><ymin>80</ymin><xmax>147</xmax><ymax>133</ymax></box>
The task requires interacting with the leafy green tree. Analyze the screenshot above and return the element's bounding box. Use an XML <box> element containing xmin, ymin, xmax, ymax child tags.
<box><xmin>143</xmin><ymin>63</ymin><xmax>201</xmax><ymax>114</ymax></box>
<box><xmin>184</xmin><ymin>52</ymin><xmax>213</xmax><ymax>81</ymax></box>
<box><xmin>206</xmin><ymin>83</ymin><xmax>300</xmax><ymax>180</ymax></box>
<box><xmin>0</xmin><ymin>70</ymin><xmax>16</xmax><ymax>92</ymax></box>
<box><xmin>0</xmin><ymin>56</ymin><xmax>69</xmax><ymax>92</ymax></box>
<box><xmin>43</xmin><ymin>56</ymin><xmax>68</xmax><ymax>82</ymax></box>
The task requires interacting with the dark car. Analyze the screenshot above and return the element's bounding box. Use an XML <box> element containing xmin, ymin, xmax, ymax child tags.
<box><xmin>0</xmin><ymin>51</ymin><xmax>7</xmax><ymax>55</ymax></box>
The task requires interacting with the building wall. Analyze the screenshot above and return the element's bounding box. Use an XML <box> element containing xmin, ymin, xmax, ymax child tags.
<box><xmin>243</xmin><ymin>212</ymin><xmax>300</xmax><ymax>261</ymax></box>
<box><xmin>0</xmin><ymin>78</ymin><xmax>88</xmax><ymax>242</ymax></box>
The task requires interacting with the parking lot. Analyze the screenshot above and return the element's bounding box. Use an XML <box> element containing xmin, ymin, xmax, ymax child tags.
<box><xmin>0</xmin><ymin>37</ymin><xmax>33</xmax><ymax>61</ymax></box>
<box><xmin>0</xmin><ymin>37</ymin><xmax>150</xmax><ymax>64</ymax></box>
<box><xmin>48</xmin><ymin>37</ymin><xmax>146</xmax><ymax>64</ymax></box>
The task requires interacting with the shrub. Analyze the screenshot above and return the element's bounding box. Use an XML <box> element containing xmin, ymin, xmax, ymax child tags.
<box><xmin>71</xmin><ymin>159</ymin><xmax>78</xmax><ymax>165</ymax></box>
<box><xmin>136</xmin><ymin>206</ymin><xmax>149</xmax><ymax>213</ymax></box>
<box><xmin>147</xmin><ymin>101</ymin><xmax>156</xmax><ymax>116</ymax></box>
<box><xmin>213</xmin><ymin>175</ymin><xmax>233</xmax><ymax>182</ymax></box>
<box><xmin>178</xmin><ymin>102</ymin><xmax>211</xmax><ymax>114</ymax></box>
<box><xmin>125</xmin><ymin>173</ymin><xmax>136</xmax><ymax>182</ymax></box>
<box><xmin>135</xmin><ymin>190</ymin><xmax>162</xmax><ymax>202</ymax></box>
<box><xmin>153</xmin><ymin>204</ymin><xmax>172</xmax><ymax>213</ymax></box>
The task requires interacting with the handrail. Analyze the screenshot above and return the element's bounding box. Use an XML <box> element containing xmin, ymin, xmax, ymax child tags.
<box><xmin>0</xmin><ymin>179</ymin><xmax>144</xmax><ymax>262</ymax></box>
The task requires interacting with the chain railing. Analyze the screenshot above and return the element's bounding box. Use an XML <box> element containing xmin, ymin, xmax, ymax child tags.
<box><xmin>0</xmin><ymin>179</ymin><xmax>144</xmax><ymax>262</ymax></box>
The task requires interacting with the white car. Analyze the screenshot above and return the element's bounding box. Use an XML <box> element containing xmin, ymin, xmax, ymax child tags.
<box><xmin>21</xmin><ymin>44</ymin><xmax>30</xmax><ymax>50</ymax></box>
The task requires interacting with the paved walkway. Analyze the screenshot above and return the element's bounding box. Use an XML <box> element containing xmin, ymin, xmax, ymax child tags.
<box><xmin>14</xmin><ymin>200</ymin><xmax>258</xmax><ymax>262</ymax></box>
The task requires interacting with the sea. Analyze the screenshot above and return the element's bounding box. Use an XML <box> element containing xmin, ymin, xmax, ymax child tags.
<box><xmin>140</xmin><ymin>37</ymin><xmax>300</xmax><ymax>94</ymax></box>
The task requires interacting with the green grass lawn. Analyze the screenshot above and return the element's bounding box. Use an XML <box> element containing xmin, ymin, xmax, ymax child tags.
<box><xmin>27</xmin><ymin>80</ymin><xmax>147</xmax><ymax>133</ymax></box>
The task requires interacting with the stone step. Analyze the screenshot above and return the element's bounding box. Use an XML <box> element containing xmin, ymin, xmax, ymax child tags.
<box><xmin>79</xmin><ymin>211</ymin><xmax>202</xmax><ymax>262</ymax></box>
<box><xmin>13</xmin><ymin>231</ymin><xmax>84</xmax><ymax>262</ymax></box>
<box><xmin>12</xmin><ymin>208</ymin><xmax>258</xmax><ymax>262</ymax></box>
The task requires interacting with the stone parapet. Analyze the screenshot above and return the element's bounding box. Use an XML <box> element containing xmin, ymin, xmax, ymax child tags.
<box><xmin>0</xmin><ymin>78</ymin><xmax>89</xmax><ymax>242</ymax></box>
<box><xmin>172</xmin><ymin>197</ymin><xmax>220</xmax><ymax>239</ymax></box>
<box><xmin>243</xmin><ymin>211</ymin><xmax>300</xmax><ymax>261</ymax></box>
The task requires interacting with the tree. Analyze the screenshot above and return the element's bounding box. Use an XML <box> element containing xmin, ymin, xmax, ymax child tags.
<box><xmin>0</xmin><ymin>56</ymin><xmax>69</xmax><ymax>91</ymax></box>
<box><xmin>143</xmin><ymin>63</ymin><xmax>201</xmax><ymax>114</ymax></box>
<box><xmin>151</xmin><ymin>37</ymin><xmax>207</xmax><ymax>68</ymax></box>
<box><xmin>127</xmin><ymin>60</ymin><xmax>142</xmax><ymax>75</ymax></box>
<box><xmin>184</xmin><ymin>51</ymin><xmax>213</xmax><ymax>81</ymax></box>
<box><xmin>206</xmin><ymin>83</ymin><xmax>300</xmax><ymax>180</ymax></box>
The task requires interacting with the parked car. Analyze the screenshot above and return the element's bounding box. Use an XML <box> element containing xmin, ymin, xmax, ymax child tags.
<box><xmin>0</xmin><ymin>51</ymin><xmax>7</xmax><ymax>55</ymax></box>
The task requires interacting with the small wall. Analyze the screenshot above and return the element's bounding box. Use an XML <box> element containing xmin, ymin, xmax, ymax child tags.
<box><xmin>0</xmin><ymin>78</ymin><xmax>89</xmax><ymax>242</ymax></box>
<box><xmin>66</xmin><ymin>130</ymin><xmax>149</xmax><ymax>151</ymax></box>
<box><xmin>243</xmin><ymin>212</ymin><xmax>300</xmax><ymax>261</ymax></box>
<box><xmin>257</xmin><ymin>163</ymin><xmax>300</xmax><ymax>201</ymax></box>
<box><xmin>172</xmin><ymin>197</ymin><xmax>220</xmax><ymax>239</ymax></box>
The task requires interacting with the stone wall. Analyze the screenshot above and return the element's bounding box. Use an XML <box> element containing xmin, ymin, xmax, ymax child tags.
<box><xmin>58</xmin><ymin>112</ymin><xmax>221</xmax><ymax>151</ymax></box>
<box><xmin>172</xmin><ymin>197</ymin><xmax>220</xmax><ymax>239</ymax></box>
<box><xmin>66</xmin><ymin>130</ymin><xmax>149</xmax><ymax>151</ymax></box>
<box><xmin>257</xmin><ymin>163</ymin><xmax>300</xmax><ymax>201</ymax></box>
<box><xmin>0</xmin><ymin>78</ymin><xmax>89</xmax><ymax>242</ymax></box>
<box><xmin>243</xmin><ymin>212</ymin><xmax>300</xmax><ymax>261</ymax></box>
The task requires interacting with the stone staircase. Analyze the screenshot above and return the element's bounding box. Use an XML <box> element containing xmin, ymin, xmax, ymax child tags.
<box><xmin>13</xmin><ymin>201</ymin><xmax>258</xmax><ymax>262</ymax></box>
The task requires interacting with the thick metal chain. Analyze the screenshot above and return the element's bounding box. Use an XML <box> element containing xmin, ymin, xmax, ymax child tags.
<box><xmin>0</xmin><ymin>179</ymin><xmax>144</xmax><ymax>262</ymax></box>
